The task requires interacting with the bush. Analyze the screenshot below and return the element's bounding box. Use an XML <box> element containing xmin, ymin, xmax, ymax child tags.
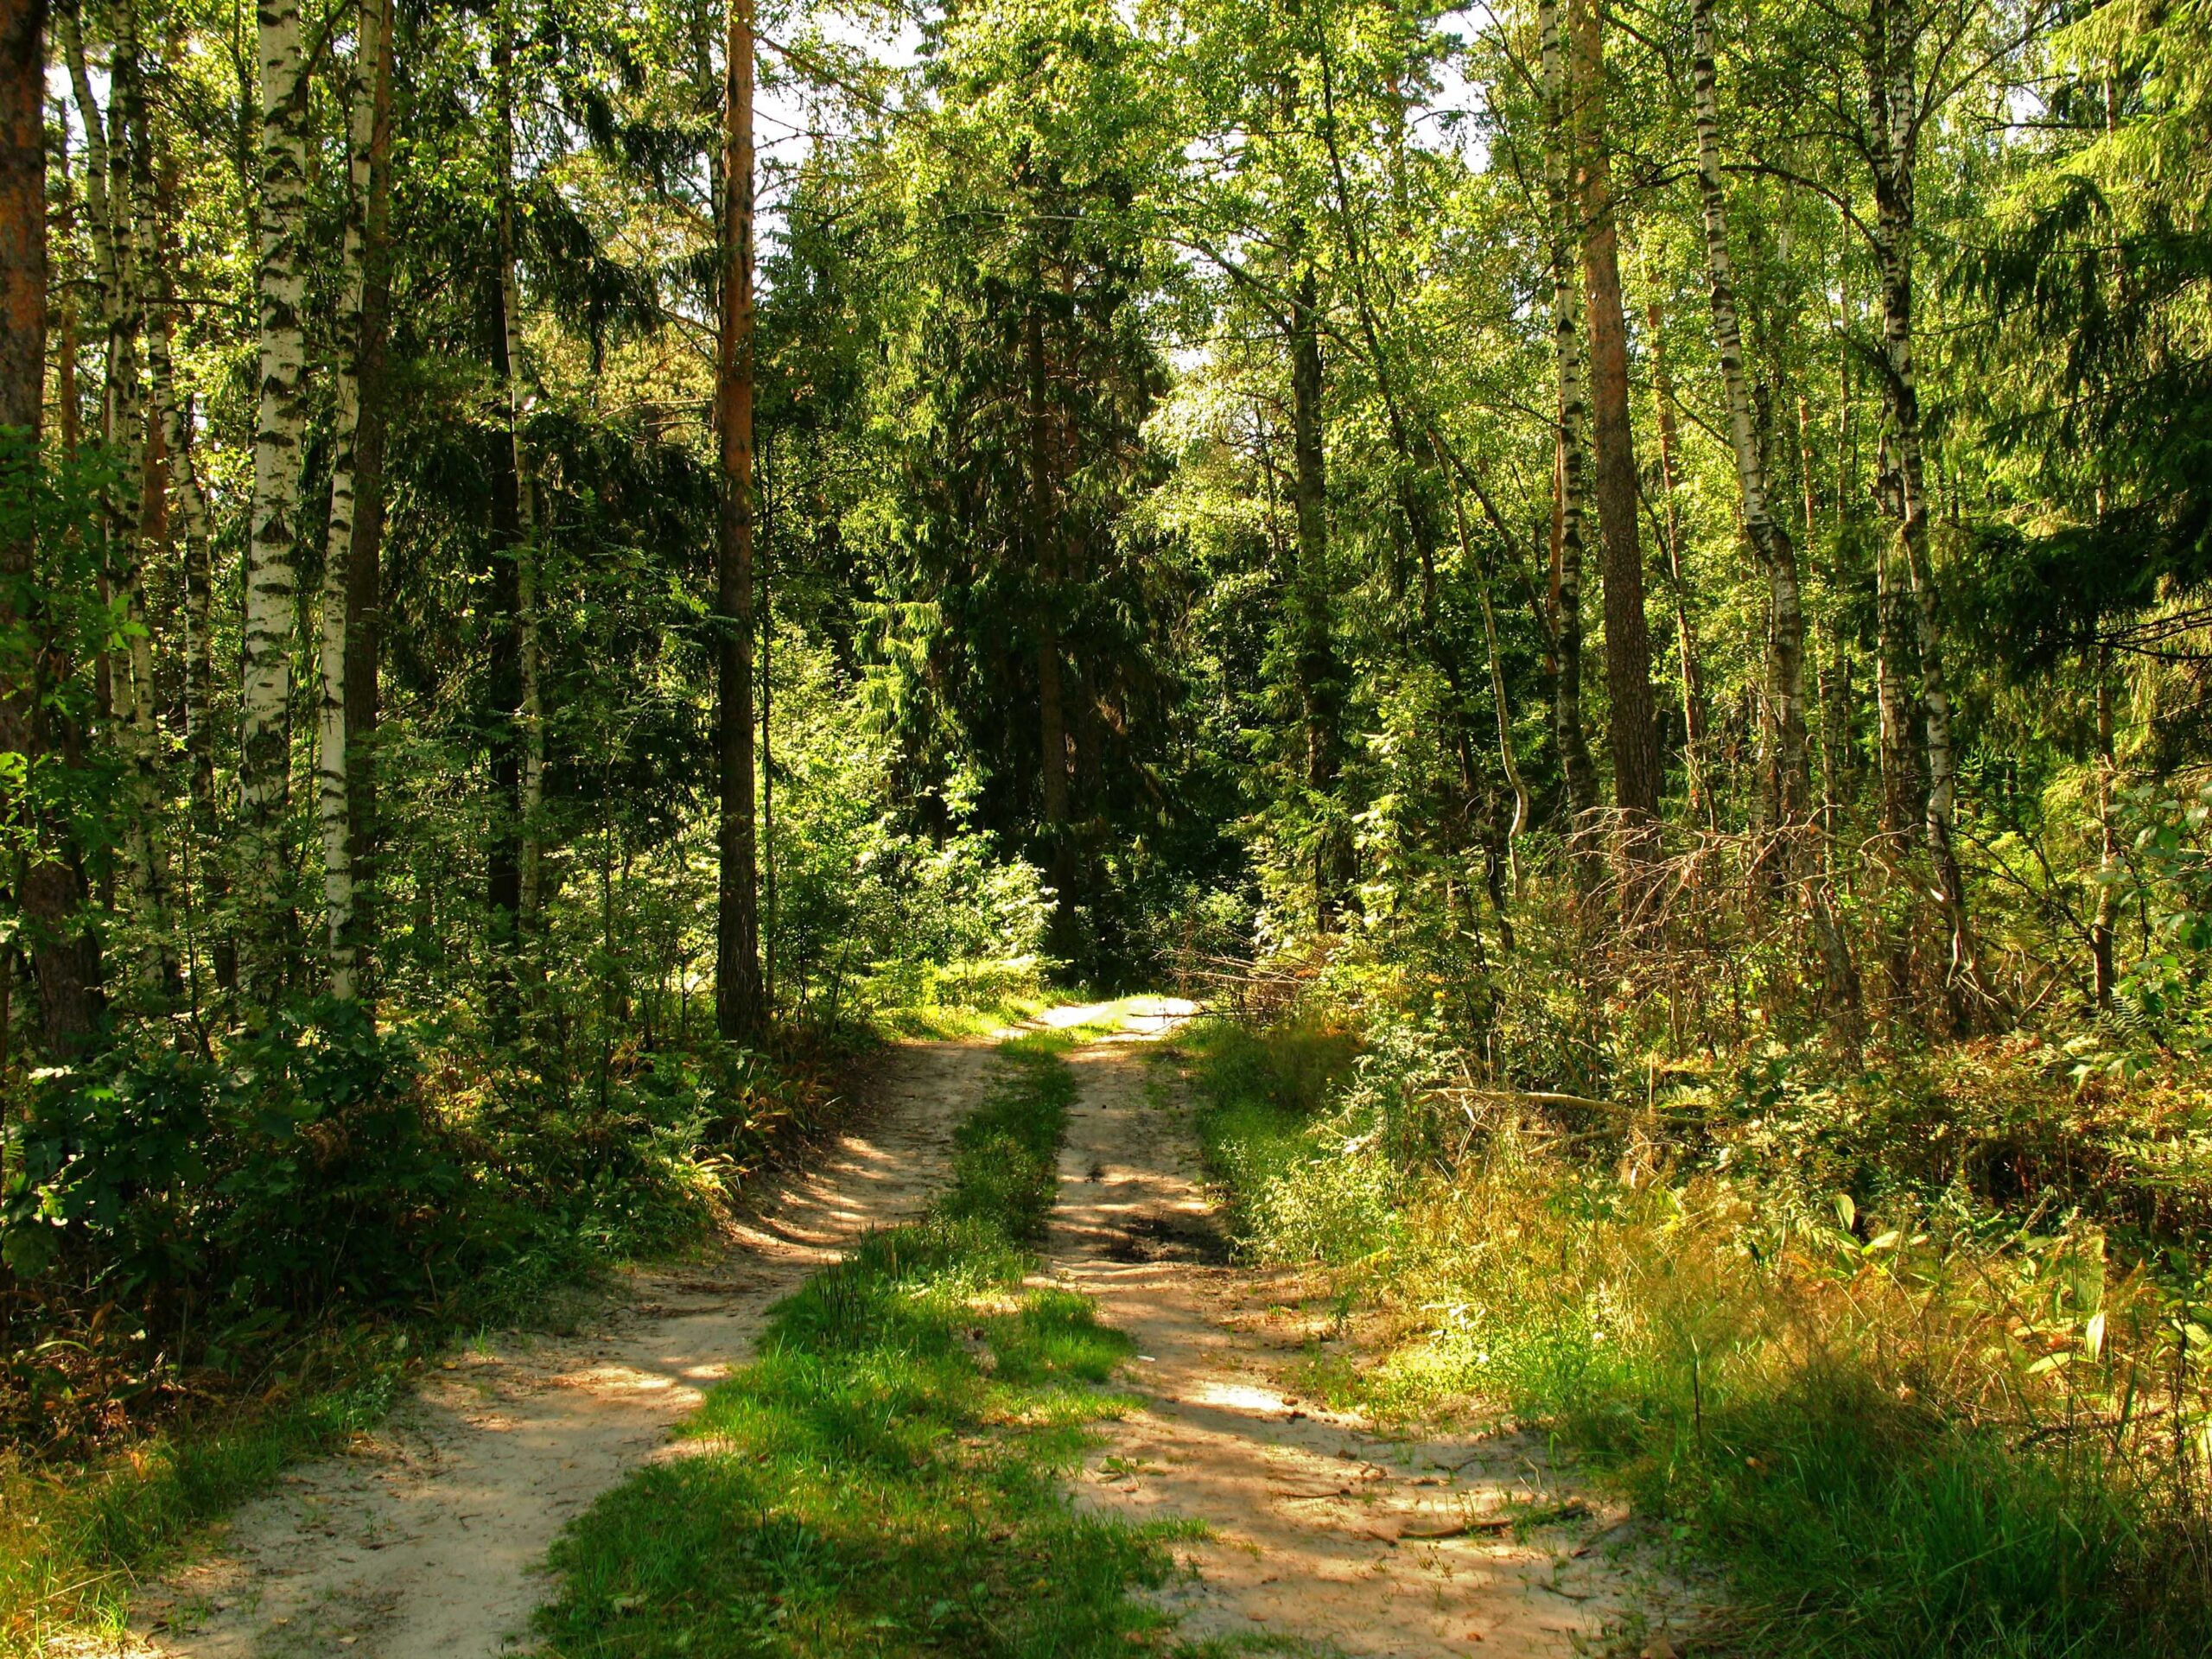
<box><xmin>3</xmin><ymin>1002</ymin><xmax>462</xmax><ymax>1357</ymax></box>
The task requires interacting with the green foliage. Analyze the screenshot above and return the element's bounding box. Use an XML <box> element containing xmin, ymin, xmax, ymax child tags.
<box><xmin>535</xmin><ymin>1042</ymin><xmax>1192</xmax><ymax>1659</ymax></box>
<box><xmin>1184</xmin><ymin>1014</ymin><xmax>2212</xmax><ymax>1658</ymax></box>
<box><xmin>3</xmin><ymin>1002</ymin><xmax>461</xmax><ymax>1337</ymax></box>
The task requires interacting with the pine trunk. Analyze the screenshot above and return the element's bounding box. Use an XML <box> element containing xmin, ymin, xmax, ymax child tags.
<box><xmin>0</xmin><ymin>0</ymin><xmax>105</xmax><ymax>1053</ymax></box>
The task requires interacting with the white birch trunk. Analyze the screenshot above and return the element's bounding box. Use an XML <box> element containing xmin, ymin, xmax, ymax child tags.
<box><xmin>1537</xmin><ymin>0</ymin><xmax>1599</xmax><ymax>845</ymax></box>
<box><xmin>1691</xmin><ymin>0</ymin><xmax>1809</xmax><ymax>826</ymax></box>
<box><xmin>242</xmin><ymin>0</ymin><xmax>313</xmax><ymax>1001</ymax></box>
<box><xmin>316</xmin><ymin>0</ymin><xmax>385</xmax><ymax>1001</ymax></box>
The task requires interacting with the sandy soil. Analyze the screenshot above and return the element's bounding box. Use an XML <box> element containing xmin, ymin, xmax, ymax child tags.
<box><xmin>75</xmin><ymin>1041</ymin><xmax>990</xmax><ymax>1659</ymax></box>
<box><xmin>1053</xmin><ymin>1028</ymin><xmax>1691</xmax><ymax>1658</ymax></box>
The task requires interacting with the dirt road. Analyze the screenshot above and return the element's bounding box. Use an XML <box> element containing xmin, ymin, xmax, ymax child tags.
<box><xmin>96</xmin><ymin>1042</ymin><xmax>988</xmax><ymax>1659</ymax></box>
<box><xmin>77</xmin><ymin>1014</ymin><xmax>1679</xmax><ymax>1658</ymax></box>
<box><xmin>1053</xmin><ymin>1029</ymin><xmax>1681</xmax><ymax>1657</ymax></box>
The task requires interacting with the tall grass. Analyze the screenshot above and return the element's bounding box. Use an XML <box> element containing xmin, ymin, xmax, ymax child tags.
<box><xmin>1181</xmin><ymin>1016</ymin><xmax>2212</xmax><ymax>1658</ymax></box>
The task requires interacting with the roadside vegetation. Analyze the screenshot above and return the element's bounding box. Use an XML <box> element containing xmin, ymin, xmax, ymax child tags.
<box><xmin>1179</xmin><ymin>961</ymin><xmax>2212</xmax><ymax>1659</ymax></box>
<box><xmin>535</xmin><ymin>1035</ymin><xmax>1191</xmax><ymax>1659</ymax></box>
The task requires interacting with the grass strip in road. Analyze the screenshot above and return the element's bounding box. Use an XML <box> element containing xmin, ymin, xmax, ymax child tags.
<box><xmin>535</xmin><ymin>1034</ymin><xmax>1198</xmax><ymax>1658</ymax></box>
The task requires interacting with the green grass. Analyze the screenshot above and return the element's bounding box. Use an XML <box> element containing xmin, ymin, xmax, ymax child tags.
<box><xmin>534</xmin><ymin>1036</ymin><xmax>1207</xmax><ymax>1658</ymax></box>
<box><xmin>1177</xmin><ymin>1017</ymin><xmax>2212</xmax><ymax>1659</ymax></box>
<box><xmin>0</xmin><ymin>1335</ymin><xmax>411</xmax><ymax>1653</ymax></box>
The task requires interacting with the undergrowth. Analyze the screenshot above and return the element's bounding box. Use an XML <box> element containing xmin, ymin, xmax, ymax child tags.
<box><xmin>0</xmin><ymin>1014</ymin><xmax>857</xmax><ymax>1656</ymax></box>
<box><xmin>1180</xmin><ymin>1014</ymin><xmax>2212</xmax><ymax>1659</ymax></box>
<box><xmin>534</xmin><ymin>1035</ymin><xmax>1203</xmax><ymax>1658</ymax></box>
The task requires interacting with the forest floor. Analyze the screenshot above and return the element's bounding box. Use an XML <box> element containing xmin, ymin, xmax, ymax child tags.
<box><xmin>61</xmin><ymin>1007</ymin><xmax>1684</xmax><ymax>1657</ymax></box>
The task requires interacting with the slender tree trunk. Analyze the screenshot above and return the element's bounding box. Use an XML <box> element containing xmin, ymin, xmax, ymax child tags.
<box><xmin>484</xmin><ymin>272</ymin><xmax>523</xmax><ymax>1039</ymax></box>
<box><xmin>1287</xmin><ymin>263</ymin><xmax>1347</xmax><ymax>931</ymax></box>
<box><xmin>143</xmin><ymin>88</ymin><xmax>229</xmax><ymax>997</ymax></box>
<box><xmin>315</xmin><ymin>0</ymin><xmax>384</xmax><ymax>1001</ymax></box>
<box><xmin>715</xmin><ymin>0</ymin><xmax>763</xmax><ymax>1040</ymax></box>
<box><xmin>1691</xmin><ymin>0</ymin><xmax>1809</xmax><ymax>830</ymax></box>
<box><xmin>496</xmin><ymin>18</ymin><xmax>544</xmax><ymax>988</ymax></box>
<box><xmin>241</xmin><ymin>0</ymin><xmax>313</xmax><ymax>1007</ymax></box>
<box><xmin>347</xmin><ymin>0</ymin><xmax>395</xmax><ymax>1010</ymax></box>
<box><xmin>1568</xmin><ymin>0</ymin><xmax>1659</xmax><ymax>839</ymax></box>
<box><xmin>1539</xmin><ymin>0</ymin><xmax>1601</xmax><ymax>868</ymax></box>
<box><xmin>1646</xmin><ymin>298</ymin><xmax>1709</xmax><ymax>829</ymax></box>
<box><xmin>1873</xmin><ymin>474</ymin><xmax>1917</xmax><ymax>1004</ymax></box>
<box><xmin>1867</xmin><ymin>0</ymin><xmax>1973</xmax><ymax>1026</ymax></box>
<box><xmin>2091</xmin><ymin>652</ymin><xmax>2117</xmax><ymax>1006</ymax></box>
<box><xmin>1441</xmin><ymin>463</ymin><xmax>1530</xmax><ymax>896</ymax></box>
<box><xmin>1025</xmin><ymin>293</ymin><xmax>1075</xmax><ymax>939</ymax></box>
<box><xmin>111</xmin><ymin>21</ymin><xmax>177</xmax><ymax>990</ymax></box>
<box><xmin>1</xmin><ymin>0</ymin><xmax>104</xmax><ymax>1053</ymax></box>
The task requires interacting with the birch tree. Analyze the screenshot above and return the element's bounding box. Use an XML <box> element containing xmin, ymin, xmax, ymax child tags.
<box><xmin>1690</xmin><ymin>0</ymin><xmax>1810</xmax><ymax>825</ymax></box>
<box><xmin>1538</xmin><ymin>0</ymin><xmax>1601</xmax><ymax>861</ymax></box>
<box><xmin>315</xmin><ymin>0</ymin><xmax>390</xmax><ymax>1001</ymax></box>
<box><xmin>241</xmin><ymin>0</ymin><xmax>314</xmax><ymax>1002</ymax></box>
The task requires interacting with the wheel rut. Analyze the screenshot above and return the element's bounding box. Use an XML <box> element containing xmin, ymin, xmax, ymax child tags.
<box><xmin>84</xmin><ymin>1041</ymin><xmax>989</xmax><ymax>1659</ymax></box>
<box><xmin>1051</xmin><ymin>1031</ymin><xmax>1683</xmax><ymax>1658</ymax></box>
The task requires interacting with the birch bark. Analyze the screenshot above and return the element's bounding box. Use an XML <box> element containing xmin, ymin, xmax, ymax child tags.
<box><xmin>1690</xmin><ymin>0</ymin><xmax>1809</xmax><ymax>827</ymax></box>
<box><xmin>1538</xmin><ymin>0</ymin><xmax>1601</xmax><ymax>862</ymax></box>
<box><xmin>240</xmin><ymin>0</ymin><xmax>313</xmax><ymax>1003</ymax></box>
<box><xmin>314</xmin><ymin>0</ymin><xmax>384</xmax><ymax>1001</ymax></box>
<box><xmin>1866</xmin><ymin>0</ymin><xmax>1974</xmax><ymax>1020</ymax></box>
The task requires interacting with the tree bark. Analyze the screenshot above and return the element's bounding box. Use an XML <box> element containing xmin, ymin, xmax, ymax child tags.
<box><xmin>1287</xmin><ymin>263</ymin><xmax>1348</xmax><ymax>932</ymax></box>
<box><xmin>315</xmin><ymin>0</ymin><xmax>385</xmax><ymax>1002</ymax></box>
<box><xmin>347</xmin><ymin>0</ymin><xmax>395</xmax><ymax>1009</ymax></box>
<box><xmin>1866</xmin><ymin>0</ymin><xmax>1973</xmax><ymax>1025</ymax></box>
<box><xmin>0</xmin><ymin>0</ymin><xmax>105</xmax><ymax>1054</ymax></box>
<box><xmin>241</xmin><ymin>0</ymin><xmax>313</xmax><ymax>1007</ymax></box>
<box><xmin>715</xmin><ymin>0</ymin><xmax>764</xmax><ymax>1040</ymax></box>
<box><xmin>2091</xmin><ymin>652</ymin><xmax>2116</xmax><ymax>1006</ymax></box>
<box><xmin>1539</xmin><ymin>0</ymin><xmax>1601</xmax><ymax>868</ymax></box>
<box><xmin>1567</xmin><ymin>0</ymin><xmax>1659</xmax><ymax>838</ymax></box>
<box><xmin>111</xmin><ymin>15</ymin><xmax>177</xmax><ymax>990</ymax></box>
<box><xmin>1691</xmin><ymin>0</ymin><xmax>1809</xmax><ymax>829</ymax></box>
<box><xmin>1646</xmin><ymin>298</ymin><xmax>1709</xmax><ymax>829</ymax></box>
<box><xmin>495</xmin><ymin>16</ymin><xmax>544</xmax><ymax>991</ymax></box>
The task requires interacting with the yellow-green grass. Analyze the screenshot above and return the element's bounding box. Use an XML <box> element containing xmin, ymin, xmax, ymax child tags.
<box><xmin>1178</xmin><ymin>1016</ymin><xmax>2212</xmax><ymax>1659</ymax></box>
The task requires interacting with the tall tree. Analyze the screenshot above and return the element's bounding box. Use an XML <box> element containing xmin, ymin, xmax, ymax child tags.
<box><xmin>1567</xmin><ymin>0</ymin><xmax>1660</xmax><ymax>837</ymax></box>
<box><xmin>241</xmin><ymin>0</ymin><xmax>314</xmax><ymax>1004</ymax></box>
<box><xmin>1538</xmin><ymin>0</ymin><xmax>1602</xmax><ymax>861</ymax></box>
<box><xmin>1690</xmin><ymin>0</ymin><xmax>1810</xmax><ymax>825</ymax></box>
<box><xmin>715</xmin><ymin>0</ymin><xmax>764</xmax><ymax>1039</ymax></box>
<box><xmin>1865</xmin><ymin>0</ymin><xmax>1974</xmax><ymax>1019</ymax></box>
<box><xmin>0</xmin><ymin>0</ymin><xmax>103</xmax><ymax>1052</ymax></box>
<box><xmin>317</xmin><ymin>0</ymin><xmax>391</xmax><ymax>1001</ymax></box>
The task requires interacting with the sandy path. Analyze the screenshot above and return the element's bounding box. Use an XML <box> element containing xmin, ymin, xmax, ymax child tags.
<box><xmin>1054</xmin><ymin>1033</ymin><xmax>1684</xmax><ymax>1658</ymax></box>
<box><xmin>90</xmin><ymin>1042</ymin><xmax>988</xmax><ymax>1659</ymax></box>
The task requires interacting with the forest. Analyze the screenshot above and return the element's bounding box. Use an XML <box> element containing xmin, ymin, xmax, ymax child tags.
<box><xmin>1</xmin><ymin>0</ymin><xmax>2210</xmax><ymax>1648</ymax></box>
